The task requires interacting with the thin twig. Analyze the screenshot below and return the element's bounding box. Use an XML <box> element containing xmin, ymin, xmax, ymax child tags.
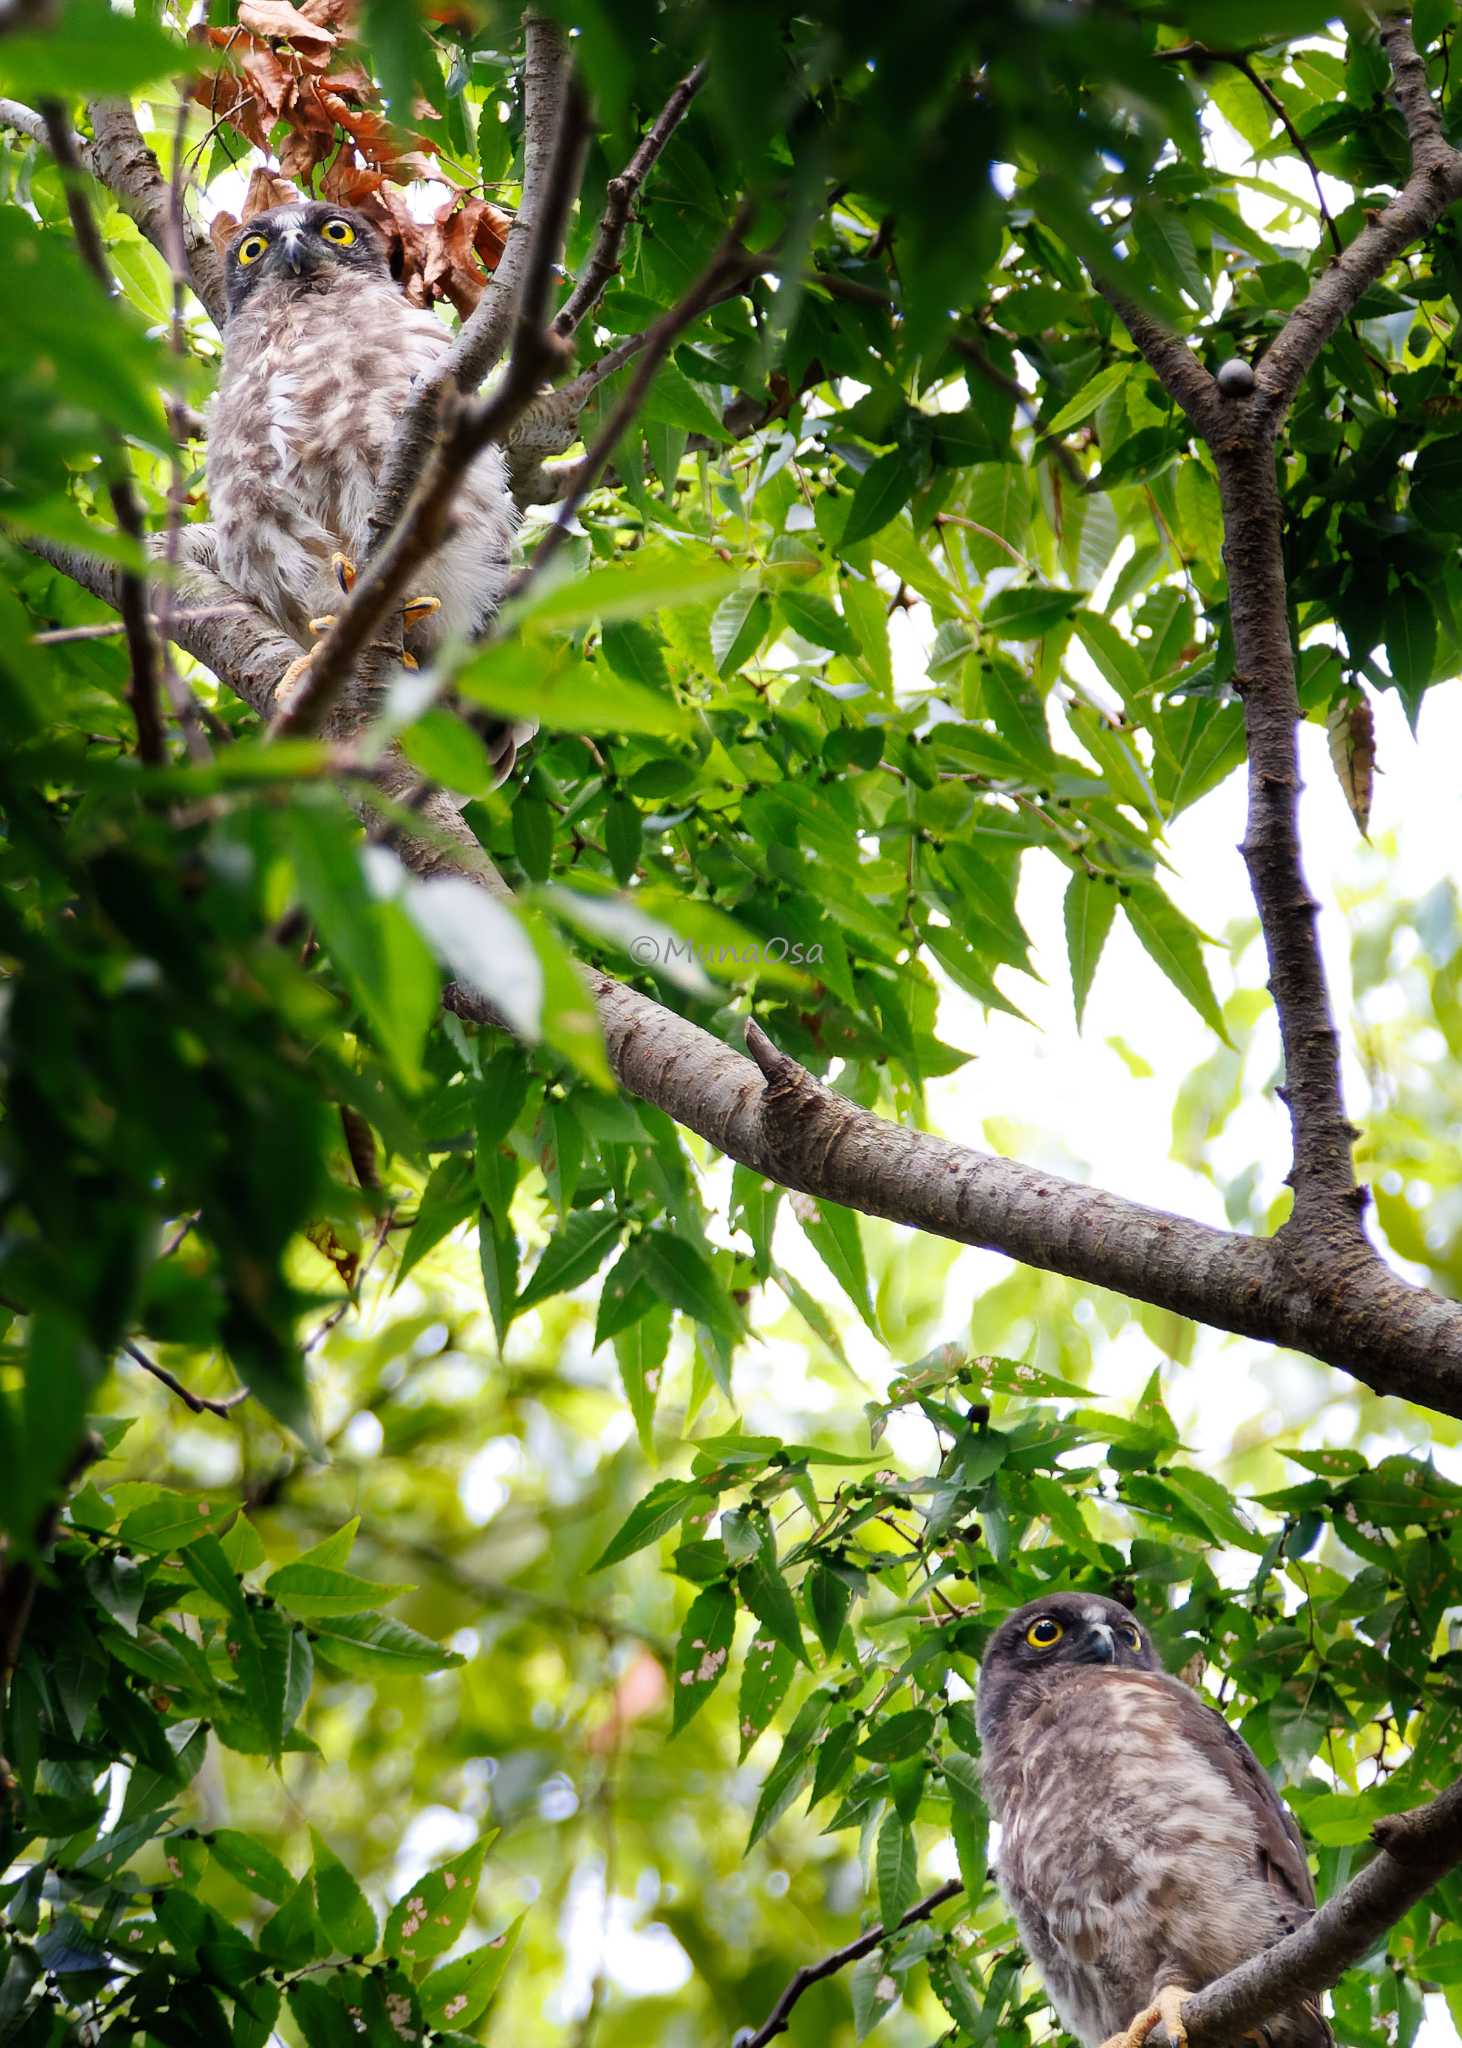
<box><xmin>500</xmin><ymin>199</ymin><xmax>763</xmax><ymax>608</ymax></box>
<box><xmin>741</xmin><ymin>1880</ymin><xmax>962</xmax><ymax>2046</ymax></box>
<box><xmin>31</xmin><ymin>604</ymin><xmax>250</xmax><ymax>646</ymax></box>
<box><xmin>155</xmin><ymin>91</ymin><xmax>211</xmax><ymax>764</ymax></box>
<box><xmin>39</xmin><ymin>100</ymin><xmax>165</xmax><ymax>766</ymax></box>
<box><xmin>554</xmin><ymin>59</ymin><xmax>708</xmax><ymax>336</ymax></box>
<box><xmin>121</xmin><ymin>1340</ymin><xmax>250</xmax><ymax>1418</ymax></box>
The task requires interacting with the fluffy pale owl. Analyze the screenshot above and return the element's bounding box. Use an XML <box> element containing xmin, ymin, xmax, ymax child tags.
<box><xmin>978</xmin><ymin>1593</ymin><xmax>1330</xmax><ymax>2048</ymax></box>
<box><xmin>208</xmin><ymin>200</ymin><xmax>525</xmax><ymax>771</ymax></box>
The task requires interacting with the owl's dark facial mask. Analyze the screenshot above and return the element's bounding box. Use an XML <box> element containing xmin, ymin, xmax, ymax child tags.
<box><xmin>224</xmin><ymin>202</ymin><xmax>391</xmax><ymax>316</ymax></box>
<box><xmin>976</xmin><ymin>1591</ymin><xmax>1158</xmax><ymax>1739</ymax></box>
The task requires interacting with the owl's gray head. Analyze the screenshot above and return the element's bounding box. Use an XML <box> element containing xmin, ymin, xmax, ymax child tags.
<box><xmin>224</xmin><ymin>202</ymin><xmax>390</xmax><ymax>318</ymax></box>
<box><xmin>976</xmin><ymin>1592</ymin><xmax>1160</xmax><ymax>1740</ymax></box>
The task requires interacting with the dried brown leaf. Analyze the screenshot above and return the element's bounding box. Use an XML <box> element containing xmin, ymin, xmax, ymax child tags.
<box><xmin>209</xmin><ymin>209</ymin><xmax>241</xmax><ymax>260</ymax></box>
<box><xmin>242</xmin><ymin>167</ymin><xmax>304</xmax><ymax>220</ymax></box>
<box><xmin>1326</xmin><ymin>689</ymin><xmax>1376</xmax><ymax>838</ymax></box>
<box><xmin>238</xmin><ymin>0</ymin><xmax>336</xmax><ymax>52</ymax></box>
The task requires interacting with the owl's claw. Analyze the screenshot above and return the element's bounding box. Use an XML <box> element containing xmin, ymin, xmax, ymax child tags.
<box><xmin>402</xmin><ymin>594</ymin><xmax>440</xmax><ymax>629</ymax></box>
<box><xmin>1100</xmin><ymin>1986</ymin><xmax>1190</xmax><ymax>2048</ymax></box>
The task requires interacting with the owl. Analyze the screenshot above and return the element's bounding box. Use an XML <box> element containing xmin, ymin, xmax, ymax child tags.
<box><xmin>207</xmin><ymin>200</ymin><xmax>526</xmax><ymax>772</ymax></box>
<box><xmin>977</xmin><ymin>1592</ymin><xmax>1330</xmax><ymax>2048</ymax></box>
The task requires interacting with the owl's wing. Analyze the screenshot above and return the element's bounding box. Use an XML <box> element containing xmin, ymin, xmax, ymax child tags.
<box><xmin>1145</xmin><ymin>1674</ymin><xmax>1317</xmax><ymax>1912</ymax></box>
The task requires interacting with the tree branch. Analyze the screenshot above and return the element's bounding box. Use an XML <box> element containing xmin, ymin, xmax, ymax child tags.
<box><xmin>268</xmin><ymin>72</ymin><xmax>588</xmax><ymax>740</ymax></box>
<box><xmin>121</xmin><ymin>1340</ymin><xmax>250</xmax><ymax>1418</ymax></box>
<box><xmin>367</xmin><ymin>12</ymin><xmax>575</xmax><ymax>551</ymax></box>
<box><xmin>23</xmin><ymin>515</ymin><xmax>1462</xmax><ymax>1419</ymax></box>
<box><xmin>737</xmin><ymin>1879</ymin><xmax>962</xmax><ymax>2047</ymax></box>
<box><xmin>1252</xmin><ymin>16</ymin><xmax>1462</xmax><ymax>421</ymax></box>
<box><xmin>1089</xmin><ymin>278</ymin><xmax>1221</xmax><ymax>430</ymax></box>
<box><xmin>738</xmin><ymin>1777</ymin><xmax>1462</xmax><ymax>2048</ymax></box>
<box><xmin>1183</xmin><ymin>1777</ymin><xmax>1462</xmax><ymax>2046</ymax></box>
<box><xmin>84</xmin><ymin>99</ymin><xmax>227</xmax><ymax>330</ymax></box>
<box><xmin>41</xmin><ymin>99</ymin><xmax>164</xmax><ymax>766</ymax></box>
<box><xmin>553</xmin><ymin>59</ymin><xmax>708</xmax><ymax>336</ymax></box>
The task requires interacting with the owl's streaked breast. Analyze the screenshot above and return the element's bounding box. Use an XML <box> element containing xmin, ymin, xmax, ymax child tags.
<box><xmin>208</xmin><ymin>271</ymin><xmax>514</xmax><ymax>653</ymax></box>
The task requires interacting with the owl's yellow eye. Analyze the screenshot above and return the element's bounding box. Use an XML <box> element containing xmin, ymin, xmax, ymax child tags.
<box><xmin>1026</xmin><ymin>1617</ymin><xmax>1063</xmax><ymax>1649</ymax></box>
<box><xmin>237</xmin><ymin>233</ymin><xmax>269</xmax><ymax>266</ymax></box>
<box><xmin>320</xmin><ymin>217</ymin><xmax>356</xmax><ymax>246</ymax></box>
<box><xmin>1123</xmin><ymin>1624</ymin><xmax>1142</xmax><ymax>1650</ymax></box>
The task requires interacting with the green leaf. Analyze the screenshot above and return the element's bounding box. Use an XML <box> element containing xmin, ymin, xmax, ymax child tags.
<box><xmin>711</xmin><ymin>587</ymin><xmax>773</xmax><ymax>676</ymax></box>
<box><xmin>738</xmin><ymin>1635</ymin><xmax>796</xmax><ymax>1759</ymax></box>
<box><xmin>1385</xmin><ymin>581</ymin><xmax>1437</xmax><ymax>715</ymax></box>
<box><xmin>860</xmin><ymin>1709</ymin><xmax>934</xmax><ymax>1764</ymax></box>
<box><xmin>458</xmin><ymin>635</ymin><xmax>689</xmax><ymax>737</ymax></box>
<box><xmin>738</xmin><ymin>1553</ymin><xmax>809</xmax><ymax>1668</ymax></box>
<box><xmin>265</xmin><ymin>1562</ymin><xmax>413</xmax><ymax>1617</ymax></box>
<box><xmin>672</xmin><ymin>1581</ymin><xmax>737</xmax><ymax>1734</ymax></box>
<box><xmin>1122</xmin><ymin>883</ymin><xmax>1229</xmax><ymax>1042</ymax></box>
<box><xmin>1045</xmin><ymin>361</ymin><xmax>1131</xmax><ymax>435</ymax></box>
<box><xmin>780</xmin><ymin>589</ymin><xmax>860</xmax><ymax>656</ymax></box>
<box><xmin>876</xmin><ymin>1811</ymin><xmax>918</xmax><ymax>1929</ymax></box>
<box><xmin>209</xmin><ymin>1831</ymin><xmax>295</xmax><ymax>1907</ymax></box>
<box><xmin>591</xmin><ymin>1478</ymin><xmax>698</xmax><ymax>1572</ymax></box>
<box><xmin>311</xmin><ymin>1831</ymin><xmax>378</xmax><ymax>1957</ymax></box>
<box><xmin>852</xmin><ymin>1947</ymin><xmax>900</xmax><ymax>2038</ymax></box>
<box><xmin>419</xmin><ymin>1918</ymin><xmax>525</xmax><ymax>2030</ymax></box>
<box><xmin>794</xmin><ymin>1197</ymin><xmax>878</xmax><ymax>1336</ymax></box>
<box><xmin>4</xmin><ymin>0</ymin><xmax>193</xmax><ymax>95</ymax></box>
<box><xmin>841</xmin><ymin>452</ymin><xmax>918</xmax><ymax>546</ymax></box>
<box><xmin>614</xmin><ymin>1300</ymin><xmax>672</xmax><ymax>1455</ymax></box>
<box><xmin>385</xmin><ymin>1836</ymin><xmax>493</xmax><ymax>1964</ymax></box>
<box><xmin>984</xmin><ymin>583</ymin><xmax>1083</xmax><ymax>638</ymax></box>
<box><xmin>309</xmin><ymin>1613</ymin><xmax>465</xmax><ymax>1677</ymax></box>
<box><xmin>516</xmin><ymin>1206</ymin><xmax>622</xmax><ymax>1311</ymax></box>
<box><xmin>259</xmin><ymin>1875</ymin><xmax>328</xmax><ymax>1969</ymax></box>
<box><xmin>118</xmin><ymin>1493</ymin><xmax>236</xmax><ymax>1553</ymax></box>
<box><xmin>636</xmin><ymin>1231</ymin><xmax>741</xmax><ymax>1335</ymax></box>
<box><xmin>807</xmin><ymin>1562</ymin><xmax>853</xmax><ymax>1656</ymax></box>
<box><xmin>1064</xmin><ymin>869</ymin><xmax>1119</xmax><ymax>1028</ymax></box>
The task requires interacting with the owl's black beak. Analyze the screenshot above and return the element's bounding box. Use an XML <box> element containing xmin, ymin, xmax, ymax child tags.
<box><xmin>1077</xmin><ymin>1622</ymin><xmax>1117</xmax><ymax>1664</ymax></box>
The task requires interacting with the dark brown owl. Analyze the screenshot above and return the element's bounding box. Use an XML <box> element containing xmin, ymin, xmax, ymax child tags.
<box><xmin>977</xmin><ymin>1592</ymin><xmax>1330</xmax><ymax>2048</ymax></box>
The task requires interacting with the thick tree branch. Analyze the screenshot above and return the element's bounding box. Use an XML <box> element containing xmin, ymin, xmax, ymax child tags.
<box><xmin>1183</xmin><ymin>1777</ymin><xmax>1462</xmax><ymax>2046</ymax></box>
<box><xmin>84</xmin><ymin>99</ymin><xmax>227</xmax><ymax>330</ymax></box>
<box><xmin>1090</xmin><ymin>279</ymin><xmax>1221</xmax><ymax>430</ymax></box>
<box><xmin>554</xmin><ymin>59</ymin><xmax>708</xmax><ymax>336</ymax></box>
<box><xmin>41</xmin><ymin>99</ymin><xmax>163</xmax><ymax>766</ymax></box>
<box><xmin>23</xmin><ymin>522</ymin><xmax>1462</xmax><ymax>1417</ymax></box>
<box><xmin>738</xmin><ymin>1879</ymin><xmax>962</xmax><ymax>2046</ymax></box>
<box><xmin>740</xmin><ymin>1778</ymin><xmax>1462</xmax><ymax>2048</ymax></box>
<box><xmin>368</xmin><ymin>13</ymin><xmax>575</xmax><ymax>551</ymax></box>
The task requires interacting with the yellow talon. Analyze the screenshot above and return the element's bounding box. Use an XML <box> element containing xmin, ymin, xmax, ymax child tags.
<box><xmin>307</xmin><ymin>613</ymin><xmax>336</xmax><ymax>637</ymax></box>
<box><xmin>1099</xmin><ymin>1986</ymin><xmax>1190</xmax><ymax>2048</ymax></box>
<box><xmin>402</xmin><ymin>593</ymin><xmax>441</xmax><ymax>630</ymax></box>
<box><xmin>331</xmin><ymin>552</ymin><xmax>357</xmax><ymax>596</ymax></box>
<box><xmin>274</xmin><ymin>647</ymin><xmax>315</xmax><ymax>701</ymax></box>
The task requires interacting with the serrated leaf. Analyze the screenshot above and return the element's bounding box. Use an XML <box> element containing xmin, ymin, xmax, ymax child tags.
<box><xmin>738</xmin><ymin>1635</ymin><xmax>796</xmax><ymax>1759</ymax></box>
<box><xmin>311</xmin><ymin>1831</ymin><xmax>378</xmax><ymax>1957</ymax></box>
<box><xmin>876</xmin><ymin>1811</ymin><xmax>918</xmax><ymax>1930</ymax></box>
<box><xmin>418</xmin><ymin>1918</ymin><xmax>524</xmax><ymax>2030</ymax></box>
<box><xmin>309</xmin><ymin>1613</ymin><xmax>464</xmax><ymax>1677</ymax></box>
<box><xmin>1064</xmin><ymin>869</ymin><xmax>1119</xmax><ymax>1029</ymax></box>
<box><xmin>259</xmin><ymin>1875</ymin><xmax>327</xmax><ymax>1969</ymax></box>
<box><xmin>209</xmin><ymin>1831</ymin><xmax>295</xmax><ymax>1906</ymax></box>
<box><xmin>711</xmin><ymin>587</ymin><xmax>773</xmax><ymax>676</ymax></box>
<box><xmin>780</xmin><ymin>589</ymin><xmax>860</xmax><ymax>656</ymax></box>
<box><xmin>590</xmin><ymin>1478</ymin><xmax>697</xmax><ymax>1573</ymax></box>
<box><xmin>852</xmin><ymin>1947</ymin><xmax>900</xmax><ymax>2038</ymax></box>
<box><xmin>807</xmin><ymin>1562</ymin><xmax>852</xmax><ymax>1656</ymax></box>
<box><xmin>841</xmin><ymin>451</ymin><xmax>917</xmax><ymax>546</ymax></box>
<box><xmin>265</xmin><ymin>1562</ymin><xmax>413</xmax><ymax>1617</ymax></box>
<box><xmin>794</xmin><ymin>1197</ymin><xmax>878</xmax><ymax>1336</ymax></box>
<box><xmin>738</xmin><ymin>1553</ymin><xmax>809</xmax><ymax>1668</ymax></box>
<box><xmin>614</xmin><ymin>1300</ymin><xmax>672</xmax><ymax>1455</ymax></box>
<box><xmin>118</xmin><ymin>1494</ymin><xmax>235</xmax><ymax>1553</ymax></box>
<box><xmin>385</xmin><ymin>1836</ymin><xmax>492</xmax><ymax>1964</ymax></box>
<box><xmin>637</xmin><ymin>1230</ymin><xmax>741</xmax><ymax>1335</ymax></box>
<box><xmin>516</xmin><ymin>1206</ymin><xmax>622</xmax><ymax>1310</ymax></box>
<box><xmin>1122</xmin><ymin>883</ymin><xmax>1229</xmax><ymax>1042</ymax></box>
<box><xmin>671</xmin><ymin>1582</ymin><xmax>736</xmax><ymax>1734</ymax></box>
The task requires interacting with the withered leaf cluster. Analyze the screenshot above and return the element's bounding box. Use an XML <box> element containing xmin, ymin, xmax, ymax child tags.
<box><xmin>195</xmin><ymin>0</ymin><xmax>511</xmax><ymax>313</ymax></box>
